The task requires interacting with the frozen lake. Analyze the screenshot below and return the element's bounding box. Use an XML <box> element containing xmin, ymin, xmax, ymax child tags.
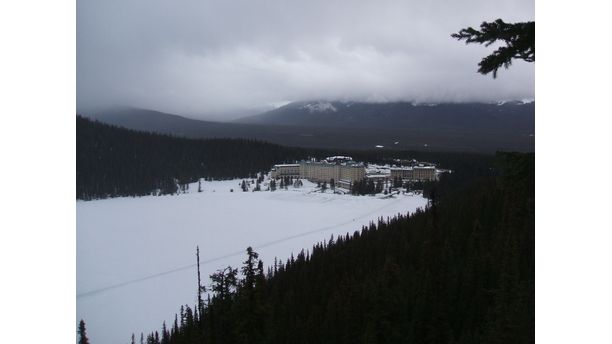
<box><xmin>77</xmin><ymin>179</ymin><xmax>427</xmax><ymax>344</ymax></box>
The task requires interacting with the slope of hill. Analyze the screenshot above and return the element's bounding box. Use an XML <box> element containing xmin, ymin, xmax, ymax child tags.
<box><xmin>81</xmin><ymin>104</ymin><xmax>534</xmax><ymax>153</ymax></box>
<box><xmin>84</xmin><ymin>107</ymin><xmax>258</xmax><ymax>138</ymax></box>
<box><xmin>237</xmin><ymin>100</ymin><xmax>535</xmax><ymax>133</ymax></box>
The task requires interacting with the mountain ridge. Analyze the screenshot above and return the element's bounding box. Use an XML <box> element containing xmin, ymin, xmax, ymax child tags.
<box><xmin>80</xmin><ymin>103</ymin><xmax>534</xmax><ymax>153</ymax></box>
<box><xmin>236</xmin><ymin>100</ymin><xmax>535</xmax><ymax>133</ymax></box>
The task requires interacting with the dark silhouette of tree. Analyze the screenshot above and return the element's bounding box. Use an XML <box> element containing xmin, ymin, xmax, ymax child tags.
<box><xmin>241</xmin><ymin>247</ymin><xmax>259</xmax><ymax>292</ymax></box>
<box><xmin>78</xmin><ymin>319</ymin><xmax>90</xmax><ymax>344</ymax></box>
<box><xmin>196</xmin><ymin>246</ymin><xmax>205</xmax><ymax>317</ymax></box>
<box><xmin>375</xmin><ymin>179</ymin><xmax>384</xmax><ymax>193</ymax></box>
<box><xmin>210</xmin><ymin>266</ymin><xmax>238</xmax><ymax>300</ymax></box>
<box><xmin>161</xmin><ymin>322</ymin><xmax>170</xmax><ymax>344</ymax></box>
<box><xmin>236</xmin><ymin>247</ymin><xmax>267</xmax><ymax>344</ymax></box>
<box><xmin>452</xmin><ymin>19</ymin><xmax>534</xmax><ymax>77</ymax></box>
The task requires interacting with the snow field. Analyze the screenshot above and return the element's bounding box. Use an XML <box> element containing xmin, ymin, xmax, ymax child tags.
<box><xmin>77</xmin><ymin>179</ymin><xmax>427</xmax><ymax>344</ymax></box>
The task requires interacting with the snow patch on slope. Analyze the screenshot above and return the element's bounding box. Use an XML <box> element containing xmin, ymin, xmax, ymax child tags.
<box><xmin>301</xmin><ymin>101</ymin><xmax>337</xmax><ymax>114</ymax></box>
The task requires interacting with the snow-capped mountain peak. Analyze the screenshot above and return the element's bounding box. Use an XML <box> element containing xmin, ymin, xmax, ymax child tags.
<box><xmin>301</xmin><ymin>102</ymin><xmax>337</xmax><ymax>114</ymax></box>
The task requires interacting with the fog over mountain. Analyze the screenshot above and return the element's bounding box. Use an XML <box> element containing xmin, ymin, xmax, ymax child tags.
<box><xmin>77</xmin><ymin>0</ymin><xmax>534</xmax><ymax>120</ymax></box>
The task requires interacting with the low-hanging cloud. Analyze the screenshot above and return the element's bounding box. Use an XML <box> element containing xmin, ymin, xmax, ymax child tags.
<box><xmin>77</xmin><ymin>0</ymin><xmax>534</xmax><ymax>119</ymax></box>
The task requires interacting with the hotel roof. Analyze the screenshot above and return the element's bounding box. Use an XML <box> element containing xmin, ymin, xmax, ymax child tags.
<box><xmin>272</xmin><ymin>164</ymin><xmax>301</xmax><ymax>167</ymax></box>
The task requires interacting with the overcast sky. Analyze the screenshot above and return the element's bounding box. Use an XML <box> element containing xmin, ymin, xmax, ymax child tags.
<box><xmin>77</xmin><ymin>0</ymin><xmax>534</xmax><ymax>120</ymax></box>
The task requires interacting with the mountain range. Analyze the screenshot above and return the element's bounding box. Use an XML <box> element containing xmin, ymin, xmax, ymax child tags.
<box><xmin>81</xmin><ymin>101</ymin><xmax>534</xmax><ymax>153</ymax></box>
<box><xmin>237</xmin><ymin>100</ymin><xmax>534</xmax><ymax>131</ymax></box>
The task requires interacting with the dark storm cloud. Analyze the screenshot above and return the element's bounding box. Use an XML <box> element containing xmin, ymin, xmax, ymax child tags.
<box><xmin>77</xmin><ymin>0</ymin><xmax>534</xmax><ymax>119</ymax></box>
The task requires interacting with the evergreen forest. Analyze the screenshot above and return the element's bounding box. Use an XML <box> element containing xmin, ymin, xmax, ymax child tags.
<box><xmin>77</xmin><ymin>116</ymin><xmax>320</xmax><ymax>199</ymax></box>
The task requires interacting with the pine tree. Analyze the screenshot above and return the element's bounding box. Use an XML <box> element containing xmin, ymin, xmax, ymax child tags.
<box><xmin>236</xmin><ymin>247</ymin><xmax>266</xmax><ymax>344</ymax></box>
<box><xmin>78</xmin><ymin>319</ymin><xmax>90</xmax><ymax>344</ymax></box>
<box><xmin>241</xmin><ymin>247</ymin><xmax>259</xmax><ymax>292</ymax></box>
<box><xmin>161</xmin><ymin>322</ymin><xmax>169</xmax><ymax>344</ymax></box>
<box><xmin>452</xmin><ymin>19</ymin><xmax>534</xmax><ymax>78</ymax></box>
<box><xmin>172</xmin><ymin>313</ymin><xmax>179</xmax><ymax>341</ymax></box>
<box><xmin>210</xmin><ymin>266</ymin><xmax>238</xmax><ymax>300</ymax></box>
<box><xmin>375</xmin><ymin>180</ymin><xmax>383</xmax><ymax>193</ymax></box>
<box><xmin>180</xmin><ymin>305</ymin><xmax>185</xmax><ymax>328</ymax></box>
<box><xmin>196</xmin><ymin>246</ymin><xmax>204</xmax><ymax>316</ymax></box>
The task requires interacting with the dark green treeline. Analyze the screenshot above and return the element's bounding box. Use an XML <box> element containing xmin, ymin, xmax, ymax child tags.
<box><xmin>77</xmin><ymin>115</ymin><xmax>493</xmax><ymax>200</ymax></box>
<box><xmin>76</xmin><ymin>116</ymin><xmax>323</xmax><ymax>199</ymax></box>
<box><xmin>136</xmin><ymin>152</ymin><xmax>533</xmax><ymax>344</ymax></box>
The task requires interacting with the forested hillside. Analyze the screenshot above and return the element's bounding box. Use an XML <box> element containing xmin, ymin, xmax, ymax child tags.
<box><xmin>76</xmin><ymin>116</ymin><xmax>493</xmax><ymax>200</ymax></box>
<box><xmin>130</xmin><ymin>152</ymin><xmax>533</xmax><ymax>344</ymax></box>
<box><xmin>76</xmin><ymin>116</ymin><xmax>320</xmax><ymax>199</ymax></box>
<box><xmin>84</xmin><ymin>106</ymin><xmax>534</xmax><ymax>153</ymax></box>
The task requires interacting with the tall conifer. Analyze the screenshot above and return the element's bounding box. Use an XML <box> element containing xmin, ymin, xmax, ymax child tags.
<box><xmin>77</xmin><ymin>319</ymin><xmax>89</xmax><ymax>344</ymax></box>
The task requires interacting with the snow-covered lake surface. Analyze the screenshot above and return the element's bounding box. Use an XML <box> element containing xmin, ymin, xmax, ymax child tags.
<box><xmin>77</xmin><ymin>179</ymin><xmax>427</xmax><ymax>344</ymax></box>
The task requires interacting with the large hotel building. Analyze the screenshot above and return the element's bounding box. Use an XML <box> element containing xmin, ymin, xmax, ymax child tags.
<box><xmin>390</xmin><ymin>166</ymin><xmax>436</xmax><ymax>181</ymax></box>
<box><xmin>300</xmin><ymin>161</ymin><xmax>366</xmax><ymax>183</ymax></box>
<box><xmin>271</xmin><ymin>160</ymin><xmax>365</xmax><ymax>183</ymax></box>
<box><xmin>271</xmin><ymin>158</ymin><xmax>437</xmax><ymax>189</ymax></box>
<box><xmin>269</xmin><ymin>164</ymin><xmax>301</xmax><ymax>179</ymax></box>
